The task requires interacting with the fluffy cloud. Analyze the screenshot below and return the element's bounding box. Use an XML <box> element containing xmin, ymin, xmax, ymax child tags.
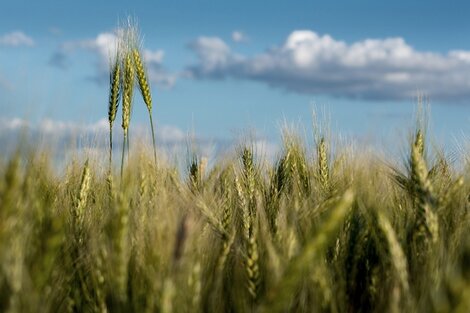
<box><xmin>0</xmin><ymin>31</ymin><xmax>34</xmax><ymax>47</ymax></box>
<box><xmin>49</xmin><ymin>32</ymin><xmax>118</xmax><ymax>70</ymax></box>
<box><xmin>50</xmin><ymin>31</ymin><xmax>176</xmax><ymax>87</ymax></box>
<box><xmin>187</xmin><ymin>36</ymin><xmax>244</xmax><ymax>78</ymax></box>
<box><xmin>188</xmin><ymin>30</ymin><xmax>470</xmax><ymax>101</ymax></box>
<box><xmin>232</xmin><ymin>31</ymin><xmax>248</xmax><ymax>43</ymax></box>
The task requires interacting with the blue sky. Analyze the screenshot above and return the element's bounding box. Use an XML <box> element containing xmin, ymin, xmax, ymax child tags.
<box><xmin>1</xmin><ymin>0</ymin><xmax>470</xmax><ymax>155</ymax></box>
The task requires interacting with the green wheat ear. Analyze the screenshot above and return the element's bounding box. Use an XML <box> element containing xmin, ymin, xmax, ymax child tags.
<box><xmin>132</xmin><ymin>47</ymin><xmax>157</xmax><ymax>165</ymax></box>
<box><xmin>132</xmin><ymin>48</ymin><xmax>152</xmax><ymax>110</ymax></box>
<box><xmin>75</xmin><ymin>159</ymin><xmax>91</xmax><ymax>221</ymax></box>
<box><xmin>317</xmin><ymin>137</ymin><xmax>330</xmax><ymax>194</ymax></box>
<box><xmin>121</xmin><ymin>51</ymin><xmax>134</xmax><ymax>137</ymax></box>
<box><xmin>188</xmin><ymin>154</ymin><xmax>200</xmax><ymax>193</ymax></box>
<box><xmin>120</xmin><ymin>50</ymin><xmax>135</xmax><ymax>179</ymax></box>
<box><xmin>108</xmin><ymin>54</ymin><xmax>121</xmax><ymax>166</ymax></box>
<box><xmin>415</xmin><ymin>129</ymin><xmax>425</xmax><ymax>158</ymax></box>
<box><xmin>410</xmin><ymin>133</ymin><xmax>439</xmax><ymax>244</ymax></box>
<box><xmin>73</xmin><ymin>159</ymin><xmax>91</xmax><ymax>239</ymax></box>
<box><xmin>376</xmin><ymin>212</ymin><xmax>410</xmax><ymax>306</ymax></box>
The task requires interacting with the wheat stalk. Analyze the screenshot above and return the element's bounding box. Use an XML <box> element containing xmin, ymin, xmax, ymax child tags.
<box><xmin>260</xmin><ymin>189</ymin><xmax>354</xmax><ymax>313</ymax></box>
<box><xmin>216</xmin><ymin>176</ymin><xmax>234</xmax><ymax>272</ymax></box>
<box><xmin>75</xmin><ymin>159</ymin><xmax>91</xmax><ymax>229</ymax></box>
<box><xmin>410</xmin><ymin>131</ymin><xmax>439</xmax><ymax>244</ymax></box>
<box><xmin>317</xmin><ymin>137</ymin><xmax>330</xmax><ymax>194</ymax></box>
<box><xmin>120</xmin><ymin>50</ymin><xmax>135</xmax><ymax>179</ymax></box>
<box><xmin>377</xmin><ymin>212</ymin><xmax>410</xmax><ymax>302</ymax></box>
<box><xmin>240</xmin><ymin>147</ymin><xmax>260</xmax><ymax>301</ymax></box>
<box><xmin>133</xmin><ymin>47</ymin><xmax>157</xmax><ymax>165</ymax></box>
<box><xmin>108</xmin><ymin>53</ymin><xmax>121</xmax><ymax>167</ymax></box>
<box><xmin>189</xmin><ymin>154</ymin><xmax>200</xmax><ymax>193</ymax></box>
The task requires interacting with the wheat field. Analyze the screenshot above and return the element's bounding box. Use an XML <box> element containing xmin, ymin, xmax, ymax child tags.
<box><xmin>0</xmin><ymin>22</ymin><xmax>469</xmax><ymax>313</ymax></box>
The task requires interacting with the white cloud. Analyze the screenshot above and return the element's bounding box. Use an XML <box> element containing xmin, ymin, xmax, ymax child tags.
<box><xmin>158</xmin><ymin>125</ymin><xmax>186</xmax><ymax>143</ymax></box>
<box><xmin>0</xmin><ymin>31</ymin><xmax>34</xmax><ymax>47</ymax></box>
<box><xmin>187</xmin><ymin>36</ymin><xmax>244</xmax><ymax>78</ymax></box>
<box><xmin>449</xmin><ymin>50</ymin><xmax>470</xmax><ymax>63</ymax></box>
<box><xmin>189</xmin><ymin>37</ymin><xmax>232</xmax><ymax>67</ymax></box>
<box><xmin>188</xmin><ymin>30</ymin><xmax>470</xmax><ymax>101</ymax></box>
<box><xmin>55</xmin><ymin>32</ymin><xmax>119</xmax><ymax>70</ymax></box>
<box><xmin>49</xmin><ymin>31</ymin><xmax>120</xmax><ymax>70</ymax></box>
<box><xmin>232</xmin><ymin>31</ymin><xmax>248</xmax><ymax>43</ymax></box>
<box><xmin>144</xmin><ymin>49</ymin><xmax>165</xmax><ymax>63</ymax></box>
<box><xmin>50</xmin><ymin>31</ymin><xmax>177</xmax><ymax>88</ymax></box>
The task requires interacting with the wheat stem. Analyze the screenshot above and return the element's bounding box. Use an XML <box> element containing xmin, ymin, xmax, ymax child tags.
<box><xmin>132</xmin><ymin>48</ymin><xmax>157</xmax><ymax>165</ymax></box>
<box><xmin>108</xmin><ymin>56</ymin><xmax>121</xmax><ymax>168</ymax></box>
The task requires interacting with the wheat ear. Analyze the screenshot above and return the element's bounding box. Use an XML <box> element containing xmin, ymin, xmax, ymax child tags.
<box><xmin>240</xmin><ymin>147</ymin><xmax>260</xmax><ymax>301</ymax></box>
<box><xmin>377</xmin><ymin>212</ymin><xmax>410</xmax><ymax>299</ymax></box>
<box><xmin>108</xmin><ymin>55</ymin><xmax>121</xmax><ymax>167</ymax></box>
<box><xmin>73</xmin><ymin>160</ymin><xmax>91</xmax><ymax>243</ymax></box>
<box><xmin>317</xmin><ymin>137</ymin><xmax>330</xmax><ymax>194</ymax></box>
<box><xmin>120</xmin><ymin>50</ymin><xmax>135</xmax><ymax>179</ymax></box>
<box><xmin>410</xmin><ymin>131</ymin><xmax>439</xmax><ymax>244</ymax></box>
<box><xmin>75</xmin><ymin>160</ymin><xmax>91</xmax><ymax>226</ymax></box>
<box><xmin>133</xmin><ymin>48</ymin><xmax>157</xmax><ymax>165</ymax></box>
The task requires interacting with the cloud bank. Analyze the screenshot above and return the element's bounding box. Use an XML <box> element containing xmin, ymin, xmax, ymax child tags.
<box><xmin>187</xmin><ymin>30</ymin><xmax>470</xmax><ymax>101</ymax></box>
<box><xmin>0</xmin><ymin>117</ymin><xmax>279</xmax><ymax>164</ymax></box>
<box><xmin>0</xmin><ymin>117</ymin><xmax>188</xmax><ymax>144</ymax></box>
<box><xmin>50</xmin><ymin>31</ymin><xmax>176</xmax><ymax>88</ymax></box>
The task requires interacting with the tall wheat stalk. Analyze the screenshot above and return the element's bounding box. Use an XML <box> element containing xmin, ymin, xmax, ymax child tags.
<box><xmin>317</xmin><ymin>137</ymin><xmax>330</xmax><ymax>194</ymax></box>
<box><xmin>120</xmin><ymin>48</ymin><xmax>135</xmax><ymax>179</ymax></box>
<box><xmin>108</xmin><ymin>51</ymin><xmax>121</xmax><ymax>169</ymax></box>
<box><xmin>240</xmin><ymin>147</ymin><xmax>260</xmax><ymax>302</ymax></box>
<box><xmin>108</xmin><ymin>19</ymin><xmax>157</xmax><ymax>178</ymax></box>
<box><xmin>410</xmin><ymin>129</ymin><xmax>439</xmax><ymax>245</ymax></box>
<box><xmin>133</xmin><ymin>47</ymin><xmax>157</xmax><ymax>165</ymax></box>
